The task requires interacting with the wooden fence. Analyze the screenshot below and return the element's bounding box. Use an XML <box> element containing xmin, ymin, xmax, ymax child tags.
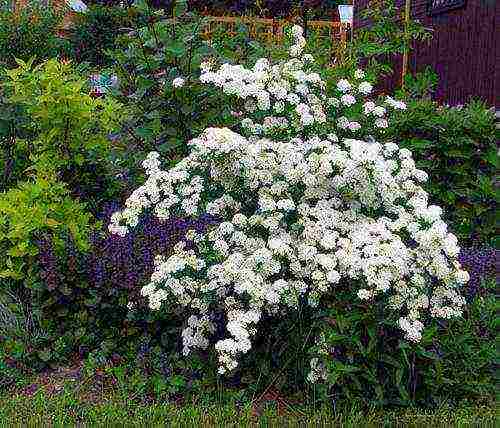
<box><xmin>201</xmin><ymin>16</ymin><xmax>349</xmax><ymax>46</ymax></box>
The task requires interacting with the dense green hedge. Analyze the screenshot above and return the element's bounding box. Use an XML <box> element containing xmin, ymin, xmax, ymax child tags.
<box><xmin>388</xmin><ymin>100</ymin><xmax>498</xmax><ymax>245</ymax></box>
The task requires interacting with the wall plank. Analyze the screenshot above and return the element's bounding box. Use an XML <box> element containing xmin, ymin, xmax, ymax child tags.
<box><xmin>353</xmin><ymin>0</ymin><xmax>498</xmax><ymax>107</ymax></box>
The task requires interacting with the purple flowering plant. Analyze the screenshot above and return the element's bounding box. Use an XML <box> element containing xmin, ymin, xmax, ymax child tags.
<box><xmin>32</xmin><ymin>205</ymin><xmax>218</xmax><ymax>364</ymax></box>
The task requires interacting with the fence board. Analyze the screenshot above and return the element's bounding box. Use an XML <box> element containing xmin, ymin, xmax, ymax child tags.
<box><xmin>202</xmin><ymin>16</ymin><xmax>348</xmax><ymax>45</ymax></box>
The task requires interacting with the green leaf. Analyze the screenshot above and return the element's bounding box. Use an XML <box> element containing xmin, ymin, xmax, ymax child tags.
<box><xmin>135</xmin><ymin>127</ymin><xmax>154</xmax><ymax>140</ymax></box>
<box><xmin>170</xmin><ymin>375</ymin><xmax>186</xmax><ymax>388</ymax></box>
<box><xmin>407</xmin><ymin>138</ymin><xmax>433</xmax><ymax>150</ymax></box>
<box><xmin>166</xmin><ymin>42</ymin><xmax>187</xmax><ymax>58</ymax></box>
<box><xmin>484</xmin><ymin>147</ymin><xmax>498</xmax><ymax>167</ymax></box>
<box><xmin>37</xmin><ymin>349</ymin><xmax>52</xmax><ymax>362</ymax></box>
<box><xmin>136</xmin><ymin>76</ymin><xmax>155</xmax><ymax>91</ymax></box>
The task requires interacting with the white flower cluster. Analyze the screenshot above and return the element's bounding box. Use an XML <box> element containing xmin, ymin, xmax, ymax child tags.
<box><xmin>173</xmin><ymin>77</ymin><xmax>186</xmax><ymax>88</ymax></box>
<box><xmin>200</xmin><ymin>25</ymin><xmax>405</xmax><ymax>142</ymax></box>
<box><xmin>110</xmin><ymin>27</ymin><xmax>467</xmax><ymax>377</ymax></box>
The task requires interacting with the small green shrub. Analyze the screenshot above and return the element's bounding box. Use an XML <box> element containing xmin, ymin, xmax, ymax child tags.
<box><xmin>1</xmin><ymin>58</ymin><xmax>124</xmax><ymax>209</ymax></box>
<box><xmin>0</xmin><ymin>178</ymin><xmax>92</xmax><ymax>282</ymax></box>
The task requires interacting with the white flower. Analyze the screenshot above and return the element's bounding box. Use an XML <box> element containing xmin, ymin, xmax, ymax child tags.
<box><xmin>386</xmin><ymin>96</ymin><xmax>407</xmax><ymax>110</ymax></box>
<box><xmin>354</xmin><ymin>69</ymin><xmax>365</xmax><ymax>79</ymax></box>
<box><xmin>341</xmin><ymin>94</ymin><xmax>356</xmax><ymax>107</ymax></box>
<box><xmin>363</xmin><ymin>101</ymin><xmax>375</xmax><ymax>114</ymax></box>
<box><xmin>375</xmin><ymin>118</ymin><xmax>389</xmax><ymax>128</ymax></box>
<box><xmin>372</xmin><ymin>106</ymin><xmax>387</xmax><ymax>117</ymax></box>
<box><xmin>328</xmin><ymin>97</ymin><xmax>340</xmax><ymax>107</ymax></box>
<box><xmin>336</xmin><ymin>79</ymin><xmax>352</xmax><ymax>93</ymax></box>
<box><xmin>291</xmin><ymin>25</ymin><xmax>303</xmax><ymax>38</ymax></box>
<box><xmin>337</xmin><ymin>116</ymin><xmax>350</xmax><ymax>129</ymax></box>
<box><xmin>326</xmin><ymin>270</ymin><xmax>340</xmax><ymax>284</ymax></box>
<box><xmin>357</xmin><ymin>289</ymin><xmax>372</xmax><ymax>300</ymax></box>
<box><xmin>303</xmin><ymin>54</ymin><xmax>314</xmax><ymax>63</ymax></box>
<box><xmin>173</xmin><ymin>77</ymin><xmax>185</xmax><ymax>88</ymax></box>
<box><xmin>358</xmin><ymin>81</ymin><xmax>373</xmax><ymax>95</ymax></box>
<box><xmin>348</xmin><ymin>121</ymin><xmax>361</xmax><ymax>131</ymax></box>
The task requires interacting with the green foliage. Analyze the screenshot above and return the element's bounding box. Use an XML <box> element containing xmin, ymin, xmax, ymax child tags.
<box><xmin>400</xmin><ymin>67</ymin><xmax>439</xmax><ymax>100</ymax></box>
<box><xmin>311</xmin><ymin>279</ymin><xmax>496</xmax><ymax>408</ymax></box>
<box><xmin>1</xmin><ymin>58</ymin><xmax>124</xmax><ymax>208</ymax></box>
<box><xmin>209</xmin><ymin>21</ymin><xmax>273</xmax><ymax>66</ymax></box>
<box><xmin>0</xmin><ymin>59</ymin><xmax>124</xmax><ymax>372</ymax></box>
<box><xmin>0</xmin><ymin>286</ymin><xmax>51</xmax><ymax>385</ymax></box>
<box><xmin>387</xmin><ymin>99</ymin><xmax>497</xmax><ymax>244</ymax></box>
<box><xmin>0</xmin><ymin>179</ymin><xmax>92</xmax><ymax>282</ymax></box>
<box><xmin>107</xmin><ymin>4</ymin><xmax>235</xmax><ymax>176</ymax></box>
<box><xmin>67</xmin><ymin>5</ymin><xmax>146</xmax><ymax>67</ymax></box>
<box><xmin>0</xmin><ymin>5</ymin><xmax>70</xmax><ymax>70</ymax></box>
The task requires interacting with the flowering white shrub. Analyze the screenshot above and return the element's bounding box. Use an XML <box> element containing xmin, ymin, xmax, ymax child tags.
<box><xmin>199</xmin><ymin>25</ymin><xmax>405</xmax><ymax>144</ymax></box>
<box><xmin>110</xmin><ymin>26</ymin><xmax>468</xmax><ymax>377</ymax></box>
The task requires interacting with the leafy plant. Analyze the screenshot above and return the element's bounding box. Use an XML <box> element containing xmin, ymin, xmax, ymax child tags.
<box><xmin>1</xmin><ymin>58</ymin><xmax>124</xmax><ymax>209</ymax></box>
<box><xmin>0</xmin><ymin>59</ymin><xmax>125</xmax><ymax>372</ymax></box>
<box><xmin>399</xmin><ymin>67</ymin><xmax>439</xmax><ymax>100</ymax></box>
<box><xmin>107</xmin><ymin>1</ymin><xmax>234</xmax><ymax>175</ymax></box>
<box><xmin>67</xmin><ymin>5</ymin><xmax>146</xmax><ymax>67</ymax></box>
<box><xmin>0</xmin><ymin>5</ymin><xmax>70</xmax><ymax>70</ymax></box>
<box><xmin>311</xmin><ymin>277</ymin><xmax>496</xmax><ymax>407</ymax></box>
<box><xmin>12</xmin><ymin>210</ymin><xmax>217</xmax><ymax>369</ymax></box>
<box><xmin>387</xmin><ymin>99</ymin><xmax>497</xmax><ymax>244</ymax></box>
<box><xmin>0</xmin><ymin>179</ymin><xmax>92</xmax><ymax>282</ymax></box>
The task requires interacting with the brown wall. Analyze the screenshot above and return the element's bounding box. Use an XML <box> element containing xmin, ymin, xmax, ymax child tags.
<box><xmin>353</xmin><ymin>0</ymin><xmax>499</xmax><ymax>107</ymax></box>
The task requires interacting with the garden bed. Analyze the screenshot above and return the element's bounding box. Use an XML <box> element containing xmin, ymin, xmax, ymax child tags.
<box><xmin>0</xmin><ymin>0</ymin><xmax>497</xmax><ymax>420</ymax></box>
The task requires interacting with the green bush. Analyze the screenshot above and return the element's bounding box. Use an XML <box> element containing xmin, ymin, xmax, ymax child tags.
<box><xmin>0</xmin><ymin>59</ymin><xmax>125</xmax><ymax>374</ymax></box>
<box><xmin>0</xmin><ymin>58</ymin><xmax>124</xmax><ymax>209</ymax></box>
<box><xmin>0</xmin><ymin>178</ymin><xmax>92</xmax><ymax>377</ymax></box>
<box><xmin>306</xmin><ymin>278</ymin><xmax>496</xmax><ymax>408</ymax></box>
<box><xmin>0</xmin><ymin>5</ymin><xmax>70</xmax><ymax>70</ymax></box>
<box><xmin>67</xmin><ymin>5</ymin><xmax>146</xmax><ymax>67</ymax></box>
<box><xmin>107</xmin><ymin>2</ymin><xmax>234</xmax><ymax>177</ymax></box>
<box><xmin>0</xmin><ymin>179</ymin><xmax>92</xmax><ymax>282</ymax></box>
<box><xmin>387</xmin><ymin>99</ymin><xmax>497</xmax><ymax>245</ymax></box>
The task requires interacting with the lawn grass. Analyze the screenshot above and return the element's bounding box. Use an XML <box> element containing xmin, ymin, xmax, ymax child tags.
<box><xmin>0</xmin><ymin>386</ymin><xmax>497</xmax><ymax>427</ymax></box>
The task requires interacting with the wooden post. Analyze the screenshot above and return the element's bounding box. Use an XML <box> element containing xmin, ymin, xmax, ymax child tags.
<box><xmin>401</xmin><ymin>0</ymin><xmax>411</xmax><ymax>88</ymax></box>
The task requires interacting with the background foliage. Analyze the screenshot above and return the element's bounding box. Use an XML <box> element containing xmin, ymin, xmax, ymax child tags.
<box><xmin>106</xmin><ymin>1</ymin><xmax>237</xmax><ymax>180</ymax></box>
<box><xmin>67</xmin><ymin>5</ymin><xmax>147</xmax><ymax>67</ymax></box>
<box><xmin>0</xmin><ymin>5</ymin><xmax>71</xmax><ymax>70</ymax></box>
<box><xmin>388</xmin><ymin>99</ymin><xmax>497</xmax><ymax>245</ymax></box>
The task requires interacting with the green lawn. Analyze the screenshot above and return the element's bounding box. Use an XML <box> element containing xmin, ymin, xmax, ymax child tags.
<box><xmin>0</xmin><ymin>386</ymin><xmax>497</xmax><ymax>427</ymax></box>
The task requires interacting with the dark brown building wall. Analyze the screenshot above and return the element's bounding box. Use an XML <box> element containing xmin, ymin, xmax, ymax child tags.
<box><xmin>353</xmin><ymin>0</ymin><xmax>499</xmax><ymax>107</ymax></box>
